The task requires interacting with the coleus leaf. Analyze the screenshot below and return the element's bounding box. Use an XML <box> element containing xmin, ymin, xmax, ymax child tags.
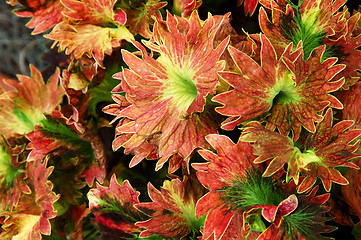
<box><xmin>257</xmin><ymin>3</ymin><xmax>294</xmax><ymax>56</ymax></box>
<box><xmin>32</xmin><ymin>117</ymin><xmax>106</xmax><ymax>186</ymax></box>
<box><xmin>77</xmin><ymin>130</ymin><xmax>106</xmax><ymax>186</ymax></box>
<box><xmin>88</xmin><ymin>174</ymin><xmax>145</xmax><ymax>238</ymax></box>
<box><xmin>214</xmin><ymin>34</ymin><xmax>345</xmax><ymax>141</ymax></box>
<box><xmin>49</xmin><ymin>157</ymin><xmax>87</xmax><ymax>206</ymax></box>
<box><xmin>238</xmin><ymin>0</ymin><xmax>259</xmax><ymax>16</ymax></box>
<box><xmin>194</xmin><ymin>134</ymin><xmax>256</xmax><ymax>192</ymax></box>
<box><xmin>108</xmin><ymin>11</ymin><xmax>229</xmax><ymax>172</ymax></box>
<box><xmin>67</xmin><ymin>204</ymin><xmax>91</xmax><ymax>240</ymax></box>
<box><xmin>299</xmin><ymin>108</ymin><xmax>361</xmax><ymax>192</ymax></box>
<box><xmin>61</xmin><ymin>55</ymin><xmax>98</xmax><ymax>94</ymax></box>
<box><xmin>193</xmin><ymin>134</ymin><xmax>256</xmax><ymax>239</ymax></box>
<box><xmin>172</xmin><ymin>0</ymin><xmax>202</xmax><ymax>17</ymax></box>
<box><xmin>240</xmin><ymin>108</ymin><xmax>361</xmax><ymax>193</ymax></box>
<box><xmin>26</xmin><ymin>126</ymin><xmax>62</xmax><ymax>161</ymax></box>
<box><xmin>61</xmin><ymin>0</ymin><xmax>123</xmax><ymax>25</ymax></box>
<box><xmin>258</xmin><ymin>0</ymin><xmax>348</xmax><ymax>58</ymax></box>
<box><xmin>0</xmin><ymin>65</ymin><xmax>64</xmax><ymax>138</ymax></box>
<box><xmin>325</xmin><ymin>11</ymin><xmax>361</xmax><ymax>88</ymax></box>
<box><xmin>103</xmin><ymin>93</ymin><xmax>158</xmax><ymax>169</ymax></box>
<box><xmin>255</xmin><ymin>193</ymin><xmax>335</xmax><ymax>240</ymax></box>
<box><xmin>120</xmin><ymin>0</ymin><xmax>167</xmax><ymax>38</ymax></box>
<box><xmin>0</xmin><ymin>143</ymin><xmax>29</xmax><ymax>211</ymax></box>
<box><xmin>245</xmin><ymin>194</ymin><xmax>298</xmax><ymax>225</ymax></box>
<box><xmin>135</xmin><ymin>177</ymin><xmax>205</xmax><ymax>238</ymax></box>
<box><xmin>0</xmin><ymin>158</ymin><xmax>59</xmax><ymax>239</ymax></box>
<box><xmin>14</xmin><ymin>0</ymin><xmax>64</xmax><ymax>34</ymax></box>
<box><xmin>45</xmin><ymin>22</ymin><xmax>134</xmax><ymax>67</ymax></box>
<box><xmin>342</xmin><ymin>159</ymin><xmax>361</xmax><ymax>221</ymax></box>
<box><xmin>339</xmin><ymin>81</ymin><xmax>361</xmax><ymax>128</ymax></box>
<box><xmin>44</xmin><ymin>0</ymin><xmax>135</xmax><ymax>67</ymax></box>
<box><xmin>243</xmin><ymin>194</ymin><xmax>298</xmax><ymax>240</ymax></box>
<box><xmin>0</xmin><ymin>74</ymin><xmax>16</xmax><ymax>93</ymax></box>
<box><xmin>298</xmin><ymin>0</ymin><xmax>347</xmax><ymax>36</ymax></box>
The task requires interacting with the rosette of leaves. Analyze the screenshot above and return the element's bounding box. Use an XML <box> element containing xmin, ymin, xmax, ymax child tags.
<box><xmin>258</xmin><ymin>0</ymin><xmax>346</xmax><ymax>58</ymax></box>
<box><xmin>240</xmin><ymin>108</ymin><xmax>361</xmax><ymax>193</ymax></box>
<box><xmin>194</xmin><ymin>134</ymin><xmax>336</xmax><ymax>239</ymax></box>
<box><xmin>258</xmin><ymin>0</ymin><xmax>361</xmax><ymax>88</ymax></box>
<box><xmin>106</xmin><ymin>11</ymin><xmax>229</xmax><ymax>172</ymax></box>
<box><xmin>213</xmin><ymin>34</ymin><xmax>344</xmax><ymax>141</ymax></box>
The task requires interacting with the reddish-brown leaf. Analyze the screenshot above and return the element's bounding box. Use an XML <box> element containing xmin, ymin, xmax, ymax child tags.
<box><xmin>88</xmin><ymin>175</ymin><xmax>144</xmax><ymax>238</ymax></box>
<box><xmin>136</xmin><ymin>177</ymin><xmax>203</xmax><ymax>238</ymax></box>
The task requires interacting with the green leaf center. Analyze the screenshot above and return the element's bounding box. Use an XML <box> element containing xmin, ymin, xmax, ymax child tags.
<box><xmin>283</xmin><ymin>1</ymin><xmax>327</xmax><ymax>59</ymax></box>
<box><xmin>11</xmin><ymin>106</ymin><xmax>45</xmax><ymax>135</ymax></box>
<box><xmin>158</xmin><ymin>56</ymin><xmax>198</xmax><ymax>115</ymax></box>
<box><xmin>0</xmin><ymin>147</ymin><xmax>21</xmax><ymax>188</ymax></box>
<box><xmin>296</xmin><ymin>149</ymin><xmax>323</xmax><ymax>168</ymax></box>
<box><xmin>220</xmin><ymin>171</ymin><xmax>284</xmax><ymax>210</ymax></box>
<box><xmin>269</xmin><ymin>70</ymin><xmax>300</xmax><ymax>105</ymax></box>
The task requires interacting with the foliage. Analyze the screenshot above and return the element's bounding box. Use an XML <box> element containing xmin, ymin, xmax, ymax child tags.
<box><xmin>1</xmin><ymin>0</ymin><xmax>361</xmax><ymax>239</ymax></box>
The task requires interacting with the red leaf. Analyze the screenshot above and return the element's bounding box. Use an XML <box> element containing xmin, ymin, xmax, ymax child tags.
<box><xmin>88</xmin><ymin>175</ymin><xmax>144</xmax><ymax>237</ymax></box>
<box><xmin>61</xmin><ymin>0</ymin><xmax>119</xmax><ymax>25</ymax></box>
<box><xmin>342</xmin><ymin>159</ymin><xmax>361</xmax><ymax>220</ymax></box>
<box><xmin>26</xmin><ymin>128</ymin><xmax>62</xmax><ymax>161</ymax></box>
<box><xmin>0</xmin><ymin>158</ymin><xmax>59</xmax><ymax>239</ymax></box>
<box><xmin>195</xmin><ymin>134</ymin><xmax>256</xmax><ymax>191</ymax></box>
<box><xmin>325</xmin><ymin>12</ymin><xmax>361</xmax><ymax>88</ymax></box>
<box><xmin>121</xmin><ymin>0</ymin><xmax>167</xmax><ymax>38</ymax></box>
<box><xmin>277</xmin><ymin>194</ymin><xmax>298</xmax><ymax>217</ymax></box>
<box><xmin>135</xmin><ymin>177</ymin><xmax>204</xmax><ymax>238</ymax></box>
<box><xmin>173</xmin><ymin>0</ymin><xmax>202</xmax><ymax>17</ymax></box>
<box><xmin>14</xmin><ymin>0</ymin><xmax>64</xmax><ymax>34</ymax></box>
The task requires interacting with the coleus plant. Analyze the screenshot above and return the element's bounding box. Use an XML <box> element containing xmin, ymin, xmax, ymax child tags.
<box><xmin>1</xmin><ymin>0</ymin><xmax>361</xmax><ymax>239</ymax></box>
